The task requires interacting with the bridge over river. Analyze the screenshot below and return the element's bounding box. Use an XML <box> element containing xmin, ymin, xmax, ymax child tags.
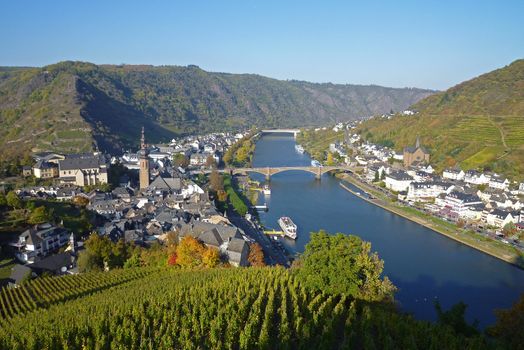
<box><xmin>192</xmin><ymin>165</ymin><xmax>361</xmax><ymax>180</ymax></box>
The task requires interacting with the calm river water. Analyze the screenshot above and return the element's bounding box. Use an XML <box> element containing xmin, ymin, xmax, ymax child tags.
<box><xmin>250</xmin><ymin>133</ymin><xmax>524</xmax><ymax>327</ymax></box>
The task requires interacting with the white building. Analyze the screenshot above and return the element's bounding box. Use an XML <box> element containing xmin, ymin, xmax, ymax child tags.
<box><xmin>443</xmin><ymin>191</ymin><xmax>483</xmax><ymax>218</ymax></box>
<box><xmin>464</xmin><ymin>170</ymin><xmax>490</xmax><ymax>185</ymax></box>
<box><xmin>385</xmin><ymin>170</ymin><xmax>413</xmax><ymax>192</ymax></box>
<box><xmin>485</xmin><ymin>209</ymin><xmax>519</xmax><ymax>228</ymax></box>
<box><xmin>10</xmin><ymin>223</ymin><xmax>71</xmax><ymax>262</ymax></box>
<box><xmin>442</xmin><ymin>169</ymin><xmax>465</xmax><ymax>181</ymax></box>
<box><xmin>406</xmin><ymin>182</ymin><xmax>454</xmax><ymax>202</ymax></box>
<box><xmin>58</xmin><ymin>153</ymin><xmax>108</xmax><ymax>187</ymax></box>
<box><xmin>489</xmin><ymin>176</ymin><xmax>510</xmax><ymax>191</ymax></box>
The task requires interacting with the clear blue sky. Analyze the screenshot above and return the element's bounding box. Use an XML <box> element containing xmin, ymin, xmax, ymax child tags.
<box><xmin>1</xmin><ymin>0</ymin><xmax>523</xmax><ymax>90</ymax></box>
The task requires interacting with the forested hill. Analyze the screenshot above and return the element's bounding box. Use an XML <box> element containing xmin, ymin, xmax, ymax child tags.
<box><xmin>357</xmin><ymin>59</ymin><xmax>524</xmax><ymax>179</ymax></box>
<box><xmin>0</xmin><ymin>61</ymin><xmax>434</xmax><ymax>156</ymax></box>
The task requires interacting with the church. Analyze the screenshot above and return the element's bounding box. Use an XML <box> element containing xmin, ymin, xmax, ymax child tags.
<box><xmin>403</xmin><ymin>136</ymin><xmax>430</xmax><ymax>167</ymax></box>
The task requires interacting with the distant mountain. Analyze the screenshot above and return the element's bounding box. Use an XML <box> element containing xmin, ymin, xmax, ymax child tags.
<box><xmin>0</xmin><ymin>61</ymin><xmax>434</xmax><ymax>156</ymax></box>
<box><xmin>358</xmin><ymin>59</ymin><xmax>524</xmax><ymax>179</ymax></box>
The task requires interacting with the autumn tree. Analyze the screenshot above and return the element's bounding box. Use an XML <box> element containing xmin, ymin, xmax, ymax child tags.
<box><xmin>73</xmin><ymin>195</ymin><xmax>90</xmax><ymax>207</ymax></box>
<box><xmin>206</xmin><ymin>155</ymin><xmax>216</xmax><ymax>168</ymax></box>
<box><xmin>209</xmin><ymin>170</ymin><xmax>224</xmax><ymax>192</ymax></box>
<box><xmin>173</xmin><ymin>153</ymin><xmax>189</xmax><ymax>168</ymax></box>
<box><xmin>176</xmin><ymin>236</ymin><xmax>206</xmax><ymax>267</ymax></box>
<box><xmin>247</xmin><ymin>243</ymin><xmax>266</xmax><ymax>266</ymax></box>
<box><xmin>203</xmin><ymin>248</ymin><xmax>221</xmax><ymax>268</ymax></box>
<box><xmin>326</xmin><ymin>152</ymin><xmax>335</xmax><ymax>166</ymax></box>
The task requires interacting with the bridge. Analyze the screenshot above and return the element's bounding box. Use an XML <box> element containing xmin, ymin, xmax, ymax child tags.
<box><xmin>192</xmin><ymin>165</ymin><xmax>362</xmax><ymax>181</ymax></box>
<box><xmin>260</xmin><ymin>129</ymin><xmax>300</xmax><ymax>138</ymax></box>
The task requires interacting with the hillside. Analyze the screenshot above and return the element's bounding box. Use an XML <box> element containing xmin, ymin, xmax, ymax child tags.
<box><xmin>0</xmin><ymin>267</ymin><xmax>491</xmax><ymax>349</ymax></box>
<box><xmin>357</xmin><ymin>59</ymin><xmax>524</xmax><ymax>179</ymax></box>
<box><xmin>0</xmin><ymin>61</ymin><xmax>434</xmax><ymax>157</ymax></box>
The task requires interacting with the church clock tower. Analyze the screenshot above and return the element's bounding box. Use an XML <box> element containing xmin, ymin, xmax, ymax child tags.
<box><xmin>139</xmin><ymin>127</ymin><xmax>150</xmax><ymax>189</ymax></box>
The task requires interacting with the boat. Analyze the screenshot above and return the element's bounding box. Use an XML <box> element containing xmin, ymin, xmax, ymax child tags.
<box><xmin>295</xmin><ymin>144</ymin><xmax>305</xmax><ymax>154</ymax></box>
<box><xmin>311</xmin><ymin>160</ymin><xmax>322</xmax><ymax>167</ymax></box>
<box><xmin>278</xmin><ymin>216</ymin><xmax>298</xmax><ymax>239</ymax></box>
<box><xmin>263</xmin><ymin>184</ymin><xmax>271</xmax><ymax>195</ymax></box>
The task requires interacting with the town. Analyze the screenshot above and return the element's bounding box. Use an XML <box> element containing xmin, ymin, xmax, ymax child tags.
<box><xmin>298</xmin><ymin>116</ymin><xmax>524</xmax><ymax>261</ymax></box>
<box><xmin>1</xmin><ymin>128</ymin><xmax>289</xmax><ymax>287</ymax></box>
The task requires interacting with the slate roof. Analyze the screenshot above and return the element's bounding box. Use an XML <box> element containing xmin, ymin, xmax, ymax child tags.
<box><xmin>227</xmin><ymin>238</ymin><xmax>247</xmax><ymax>253</ymax></box>
<box><xmin>148</xmin><ymin>175</ymin><xmax>182</xmax><ymax>191</ymax></box>
<box><xmin>59</xmin><ymin>154</ymin><xmax>106</xmax><ymax>171</ymax></box>
<box><xmin>9</xmin><ymin>264</ymin><xmax>32</xmax><ymax>285</ymax></box>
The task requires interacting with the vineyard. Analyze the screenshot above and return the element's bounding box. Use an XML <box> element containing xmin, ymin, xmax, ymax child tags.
<box><xmin>0</xmin><ymin>267</ymin><xmax>491</xmax><ymax>349</ymax></box>
<box><xmin>0</xmin><ymin>267</ymin><xmax>152</xmax><ymax>319</ymax></box>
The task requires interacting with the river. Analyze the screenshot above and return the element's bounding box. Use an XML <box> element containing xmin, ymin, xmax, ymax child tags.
<box><xmin>249</xmin><ymin>133</ymin><xmax>524</xmax><ymax>328</ymax></box>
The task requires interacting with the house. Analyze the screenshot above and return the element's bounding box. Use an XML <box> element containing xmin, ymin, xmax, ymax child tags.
<box><xmin>443</xmin><ymin>191</ymin><xmax>483</xmax><ymax>218</ymax></box>
<box><xmin>366</xmin><ymin>163</ymin><xmax>386</xmax><ymax>182</ymax></box>
<box><xmin>485</xmin><ymin>209</ymin><xmax>519</xmax><ymax>228</ymax></box>
<box><xmin>28</xmin><ymin>252</ymin><xmax>76</xmax><ymax>276</ymax></box>
<box><xmin>226</xmin><ymin>238</ymin><xmax>249</xmax><ymax>267</ymax></box>
<box><xmin>58</xmin><ymin>153</ymin><xmax>108</xmax><ymax>186</ymax></box>
<box><xmin>10</xmin><ymin>223</ymin><xmax>71</xmax><ymax>262</ymax></box>
<box><xmin>403</xmin><ymin>136</ymin><xmax>430</xmax><ymax>167</ymax></box>
<box><xmin>406</xmin><ymin>182</ymin><xmax>454</xmax><ymax>202</ymax></box>
<box><xmin>519</xmin><ymin>183</ymin><xmax>524</xmax><ymax>195</ymax></box>
<box><xmin>385</xmin><ymin>170</ymin><xmax>413</xmax><ymax>192</ymax></box>
<box><xmin>33</xmin><ymin>160</ymin><xmax>59</xmax><ymax>179</ymax></box>
<box><xmin>442</xmin><ymin>168</ymin><xmax>465</xmax><ymax>181</ymax></box>
<box><xmin>464</xmin><ymin>170</ymin><xmax>490</xmax><ymax>185</ymax></box>
<box><xmin>489</xmin><ymin>176</ymin><xmax>509</xmax><ymax>191</ymax></box>
<box><xmin>148</xmin><ymin>174</ymin><xmax>182</xmax><ymax>194</ymax></box>
<box><xmin>190</xmin><ymin>153</ymin><xmax>207</xmax><ymax>166</ymax></box>
<box><xmin>22</xmin><ymin>166</ymin><xmax>32</xmax><ymax>177</ymax></box>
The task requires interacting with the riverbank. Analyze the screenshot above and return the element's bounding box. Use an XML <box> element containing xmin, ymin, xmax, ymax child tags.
<box><xmin>337</xmin><ymin>173</ymin><xmax>524</xmax><ymax>269</ymax></box>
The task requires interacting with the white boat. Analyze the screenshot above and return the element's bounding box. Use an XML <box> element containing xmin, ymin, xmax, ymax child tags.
<box><xmin>278</xmin><ymin>216</ymin><xmax>297</xmax><ymax>240</ymax></box>
<box><xmin>311</xmin><ymin>160</ymin><xmax>322</xmax><ymax>167</ymax></box>
<box><xmin>263</xmin><ymin>185</ymin><xmax>271</xmax><ymax>195</ymax></box>
<box><xmin>295</xmin><ymin>144</ymin><xmax>305</xmax><ymax>154</ymax></box>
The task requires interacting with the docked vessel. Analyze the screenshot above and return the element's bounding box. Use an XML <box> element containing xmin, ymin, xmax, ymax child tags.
<box><xmin>278</xmin><ymin>216</ymin><xmax>298</xmax><ymax>239</ymax></box>
<box><xmin>295</xmin><ymin>144</ymin><xmax>305</xmax><ymax>154</ymax></box>
<box><xmin>311</xmin><ymin>160</ymin><xmax>322</xmax><ymax>167</ymax></box>
<box><xmin>263</xmin><ymin>184</ymin><xmax>271</xmax><ymax>195</ymax></box>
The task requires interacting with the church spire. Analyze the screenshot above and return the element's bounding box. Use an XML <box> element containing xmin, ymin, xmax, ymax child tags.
<box><xmin>415</xmin><ymin>135</ymin><xmax>420</xmax><ymax>148</ymax></box>
<box><xmin>140</xmin><ymin>126</ymin><xmax>146</xmax><ymax>150</ymax></box>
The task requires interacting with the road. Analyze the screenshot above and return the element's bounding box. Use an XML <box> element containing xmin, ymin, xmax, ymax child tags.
<box><xmin>226</xmin><ymin>207</ymin><xmax>290</xmax><ymax>267</ymax></box>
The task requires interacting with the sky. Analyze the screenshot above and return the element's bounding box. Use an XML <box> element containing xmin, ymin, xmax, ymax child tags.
<box><xmin>1</xmin><ymin>0</ymin><xmax>523</xmax><ymax>90</ymax></box>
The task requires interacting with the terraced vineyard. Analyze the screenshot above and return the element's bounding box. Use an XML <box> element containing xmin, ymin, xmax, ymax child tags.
<box><xmin>0</xmin><ymin>267</ymin><xmax>491</xmax><ymax>349</ymax></box>
<box><xmin>0</xmin><ymin>267</ymin><xmax>152</xmax><ymax>319</ymax></box>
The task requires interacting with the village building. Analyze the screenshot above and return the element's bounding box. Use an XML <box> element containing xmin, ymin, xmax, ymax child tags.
<box><xmin>58</xmin><ymin>153</ymin><xmax>108</xmax><ymax>186</ymax></box>
<box><xmin>385</xmin><ymin>170</ymin><xmax>413</xmax><ymax>192</ymax></box>
<box><xmin>403</xmin><ymin>136</ymin><xmax>430</xmax><ymax>167</ymax></box>
<box><xmin>33</xmin><ymin>160</ymin><xmax>59</xmax><ymax>179</ymax></box>
<box><xmin>442</xmin><ymin>168</ymin><xmax>465</xmax><ymax>181</ymax></box>
<box><xmin>10</xmin><ymin>223</ymin><xmax>71</xmax><ymax>262</ymax></box>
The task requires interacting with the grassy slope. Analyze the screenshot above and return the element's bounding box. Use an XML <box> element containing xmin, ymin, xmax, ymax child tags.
<box><xmin>357</xmin><ymin>59</ymin><xmax>524</xmax><ymax>179</ymax></box>
<box><xmin>0</xmin><ymin>61</ymin><xmax>434</xmax><ymax>158</ymax></box>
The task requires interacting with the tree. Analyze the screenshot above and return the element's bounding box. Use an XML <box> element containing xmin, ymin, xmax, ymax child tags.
<box><xmin>0</xmin><ymin>193</ymin><xmax>7</xmax><ymax>207</ymax></box>
<box><xmin>202</xmin><ymin>248</ymin><xmax>220</xmax><ymax>268</ymax></box>
<box><xmin>380</xmin><ymin>171</ymin><xmax>386</xmax><ymax>180</ymax></box>
<box><xmin>502</xmin><ymin>222</ymin><xmax>517</xmax><ymax>238</ymax></box>
<box><xmin>326</xmin><ymin>152</ymin><xmax>335</xmax><ymax>166</ymax></box>
<box><xmin>247</xmin><ymin>243</ymin><xmax>265</xmax><ymax>266</ymax></box>
<box><xmin>173</xmin><ymin>153</ymin><xmax>189</xmax><ymax>168</ymax></box>
<box><xmin>28</xmin><ymin>206</ymin><xmax>53</xmax><ymax>224</ymax></box>
<box><xmin>78</xmin><ymin>250</ymin><xmax>102</xmax><ymax>272</ymax></box>
<box><xmin>167</xmin><ymin>252</ymin><xmax>178</xmax><ymax>266</ymax></box>
<box><xmin>176</xmin><ymin>236</ymin><xmax>206</xmax><ymax>267</ymax></box>
<box><xmin>6</xmin><ymin>191</ymin><xmax>22</xmax><ymax>209</ymax></box>
<box><xmin>73</xmin><ymin>195</ymin><xmax>90</xmax><ymax>207</ymax></box>
<box><xmin>435</xmin><ymin>301</ymin><xmax>479</xmax><ymax>337</ymax></box>
<box><xmin>373</xmin><ymin>171</ymin><xmax>379</xmax><ymax>183</ymax></box>
<box><xmin>487</xmin><ymin>293</ymin><xmax>524</xmax><ymax>348</ymax></box>
<box><xmin>206</xmin><ymin>155</ymin><xmax>216</xmax><ymax>168</ymax></box>
<box><xmin>209</xmin><ymin>170</ymin><xmax>224</xmax><ymax>192</ymax></box>
<box><xmin>294</xmin><ymin>230</ymin><xmax>396</xmax><ymax>302</ymax></box>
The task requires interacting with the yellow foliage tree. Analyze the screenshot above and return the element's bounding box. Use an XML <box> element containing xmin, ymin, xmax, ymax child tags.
<box><xmin>203</xmin><ymin>248</ymin><xmax>221</xmax><ymax>268</ymax></box>
<box><xmin>176</xmin><ymin>236</ymin><xmax>206</xmax><ymax>267</ymax></box>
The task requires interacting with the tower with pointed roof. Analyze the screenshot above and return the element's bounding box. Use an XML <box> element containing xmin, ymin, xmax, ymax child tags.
<box><xmin>139</xmin><ymin>127</ymin><xmax>150</xmax><ymax>189</ymax></box>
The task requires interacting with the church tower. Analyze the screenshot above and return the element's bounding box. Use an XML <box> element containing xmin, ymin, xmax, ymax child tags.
<box><xmin>139</xmin><ymin>127</ymin><xmax>150</xmax><ymax>189</ymax></box>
